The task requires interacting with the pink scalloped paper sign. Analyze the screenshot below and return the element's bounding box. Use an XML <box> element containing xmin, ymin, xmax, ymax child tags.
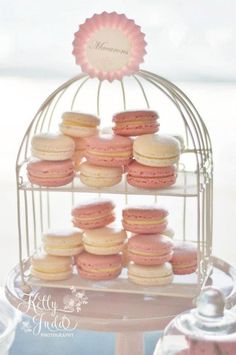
<box><xmin>72</xmin><ymin>12</ymin><xmax>147</xmax><ymax>81</ymax></box>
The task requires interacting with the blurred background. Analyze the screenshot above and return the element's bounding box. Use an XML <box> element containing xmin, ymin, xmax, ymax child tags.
<box><xmin>0</xmin><ymin>0</ymin><xmax>236</xmax><ymax>289</ymax></box>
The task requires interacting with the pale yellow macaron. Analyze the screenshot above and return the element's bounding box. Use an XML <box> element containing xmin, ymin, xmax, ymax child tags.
<box><xmin>60</xmin><ymin>112</ymin><xmax>100</xmax><ymax>138</ymax></box>
<box><xmin>31</xmin><ymin>133</ymin><xmax>75</xmax><ymax>161</ymax></box>
<box><xmin>79</xmin><ymin>161</ymin><xmax>123</xmax><ymax>188</ymax></box>
<box><xmin>83</xmin><ymin>226</ymin><xmax>127</xmax><ymax>255</ymax></box>
<box><xmin>43</xmin><ymin>228</ymin><xmax>84</xmax><ymax>256</ymax></box>
<box><xmin>133</xmin><ymin>134</ymin><xmax>180</xmax><ymax>167</ymax></box>
<box><xmin>128</xmin><ymin>262</ymin><xmax>173</xmax><ymax>286</ymax></box>
<box><xmin>31</xmin><ymin>252</ymin><xmax>73</xmax><ymax>281</ymax></box>
<box><xmin>72</xmin><ymin>137</ymin><xmax>87</xmax><ymax>170</ymax></box>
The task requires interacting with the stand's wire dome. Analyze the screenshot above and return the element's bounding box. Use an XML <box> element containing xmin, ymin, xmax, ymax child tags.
<box><xmin>16</xmin><ymin>70</ymin><xmax>213</xmax><ymax>297</ymax></box>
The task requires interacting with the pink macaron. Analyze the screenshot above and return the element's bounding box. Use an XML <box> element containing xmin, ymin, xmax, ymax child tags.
<box><xmin>27</xmin><ymin>159</ymin><xmax>75</xmax><ymax>187</ymax></box>
<box><xmin>122</xmin><ymin>206</ymin><xmax>168</xmax><ymax>234</ymax></box>
<box><xmin>112</xmin><ymin>110</ymin><xmax>159</xmax><ymax>136</ymax></box>
<box><xmin>127</xmin><ymin>160</ymin><xmax>177</xmax><ymax>189</ymax></box>
<box><xmin>72</xmin><ymin>199</ymin><xmax>115</xmax><ymax>229</ymax></box>
<box><xmin>128</xmin><ymin>234</ymin><xmax>174</xmax><ymax>265</ymax></box>
<box><xmin>76</xmin><ymin>252</ymin><xmax>122</xmax><ymax>280</ymax></box>
<box><xmin>85</xmin><ymin>133</ymin><xmax>133</xmax><ymax>167</ymax></box>
<box><xmin>171</xmin><ymin>242</ymin><xmax>198</xmax><ymax>275</ymax></box>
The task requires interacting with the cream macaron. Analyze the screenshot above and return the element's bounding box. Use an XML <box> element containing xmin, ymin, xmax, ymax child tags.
<box><xmin>60</xmin><ymin>112</ymin><xmax>100</xmax><ymax>138</ymax></box>
<box><xmin>31</xmin><ymin>252</ymin><xmax>73</xmax><ymax>281</ymax></box>
<box><xmin>43</xmin><ymin>228</ymin><xmax>84</xmax><ymax>256</ymax></box>
<box><xmin>128</xmin><ymin>262</ymin><xmax>174</xmax><ymax>286</ymax></box>
<box><xmin>79</xmin><ymin>161</ymin><xmax>123</xmax><ymax>188</ymax></box>
<box><xmin>72</xmin><ymin>137</ymin><xmax>87</xmax><ymax>170</ymax></box>
<box><xmin>83</xmin><ymin>226</ymin><xmax>127</xmax><ymax>255</ymax></box>
<box><xmin>31</xmin><ymin>133</ymin><xmax>75</xmax><ymax>161</ymax></box>
<box><xmin>133</xmin><ymin>134</ymin><xmax>181</xmax><ymax>167</ymax></box>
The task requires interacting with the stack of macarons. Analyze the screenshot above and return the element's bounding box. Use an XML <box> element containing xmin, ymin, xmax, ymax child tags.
<box><xmin>127</xmin><ymin>133</ymin><xmax>180</xmax><ymax>189</ymax></box>
<box><xmin>30</xmin><ymin>198</ymin><xmax>198</xmax><ymax>284</ymax></box>
<box><xmin>27</xmin><ymin>133</ymin><xmax>75</xmax><ymax>187</ymax></box>
<box><xmin>122</xmin><ymin>206</ymin><xmax>175</xmax><ymax>286</ymax></box>
<box><xmin>30</xmin><ymin>228</ymin><xmax>84</xmax><ymax>281</ymax></box>
<box><xmin>79</xmin><ymin>133</ymin><xmax>133</xmax><ymax>188</ymax></box>
<box><xmin>73</xmin><ymin>199</ymin><xmax>126</xmax><ymax>281</ymax></box>
<box><xmin>27</xmin><ymin>108</ymin><xmax>182</xmax><ymax>191</ymax></box>
<box><xmin>111</xmin><ymin>109</ymin><xmax>181</xmax><ymax>190</ymax></box>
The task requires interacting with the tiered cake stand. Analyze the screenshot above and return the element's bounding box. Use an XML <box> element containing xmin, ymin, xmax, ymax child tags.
<box><xmin>5</xmin><ymin>71</ymin><xmax>236</xmax><ymax>354</ymax></box>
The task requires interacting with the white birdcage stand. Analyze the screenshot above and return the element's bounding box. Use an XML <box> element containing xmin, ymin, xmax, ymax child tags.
<box><xmin>14</xmin><ymin>70</ymin><xmax>213</xmax><ymax>295</ymax></box>
<box><xmin>4</xmin><ymin>69</ymin><xmax>236</xmax><ymax>355</ymax></box>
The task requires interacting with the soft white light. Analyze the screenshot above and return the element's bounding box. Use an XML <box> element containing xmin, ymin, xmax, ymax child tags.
<box><xmin>0</xmin><ymin>33</ymin><xmax>14</xmax><ymax>61</ymax></box>
<box><xmin>206</xmin><ymin>28</ymin><xmax>233</xmax><ymax>48</ymax></box>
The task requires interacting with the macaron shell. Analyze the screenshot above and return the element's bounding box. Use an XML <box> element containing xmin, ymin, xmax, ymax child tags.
<box><xmin>31</xmin><ymin>253</ymin><xmax>72</xmax><ymax>273</ymax></box>
<box><xmin>85</xmin><ymin>154</ymin><xmax>132</xmax><ymax>167</ymax></box>
<box><xmin>79</xmin><ymin>162</ymin><xmax>122</xmax><ymax>187</ymax></box>
<box><xmin>84</xmin><ymin>243</ymin><xmax>124</xmax><ymax>255</ymax></box>
<box><xmin>113</xmin><ymin>110</ymin><xmax>159</xmax><ymax>123</ymax></box>
<box><xmin>85</xmin><ymin>134</ymin><xmax>133</xmax><ymax>167</ymax></box>
<box><xmin>28</xmin><ymin>173</ymin><xmax>74</xmax><ymax>187</ymax></box>
<box><xmin>172</xmin><ymin>263</ymin><xmax>197</xmax><ymax>275</ymax></box>
<box><xmin>127</xmin><ymin>160</ymin><xmax>177</xmax><ymax>188</ymax></box>
<box><xmin>60</xmin><ymin>124</ymin><xmax>98</xmax><ymax>138</ymax></box>
<box><xmin>43</xmin><ymin>228</ymin><xmax>83</xmax><ymax>245</ymax></box>
<box><xmin>123</xmin><ymin>206</ymin><xmax>168</xmax><ymax>219</ymax></box>
<box><xmin>31</xmin><ymin>148</ymin><xmax>74</xmax><ymax>161</ymax></box>
<box><xmin>122</xmin><ymin>206</ymin><xmax>168</xmax><ymax>234</ymax></box>
<box><xmin>133</xmin><ymin>134</ymin><xmax>180</xmax><ymax>167</ymax></box>
<box><xmin>76</xmin><ymin>251</ymin><xmax>122</xmax><ymax>269</ymax></box>
<box><xmin>31</xmin><ymin>133</ymin><xmax>75</xmax><ymax>161</ymax></box>
<box><xmin>60</xmin><ymin>112</ymin><xmax>100</xmax><ymax>138</ymax></box>
<box><xmin>113</xmin><ymin>124</ymin><xmax>160</xmax><ymax>137</ymax></box>
<box><xmin>62</xmin><ymin>112</ymin><xmax>100</xmax><ymax>125</ymax></box>
<box><xmin>128</xmin><ymin>234</ymin><xmax>173</xmax><ymax>254</ymax></box>
<box><xmin>112</xmin><ymin>110</ymin><xmax>159</xmax><ymax>136</ymax></box>
<box><xmin>127</xmin><ymin>174</ymin><xmax>176</xmax><ymax>189</ymax></box>
<box><xmin>128</xmin><ymin>262</ymin><xmax>173</xmax><ymax>286</ymax></box>
<box><xmin>134</xmin><ymin>152</ymin><xmax>179</xmax><ymax>167</ymax></box>
<box><xmin>80</xmin><ymin>174</ymin><xmax>122</xmax><ymax>188</ymax></box>
<box><xmin>83</xmin><ymin>226</ymin><xmax>127</xmax><ymax>255</ymax></box>
<box><xmin>44</xmin><ymin>244</ymin><xmax>84</xmax><ymax>256</ymax></box>
<box><xmin>128</xmin><ymin>160</ymin><xmax>177</xmax><ymax>178</ymax></box>
<box><xmin>31</xmin><ymin>267</ymin><xmax>72</xmax><ymax>281</ymax></box>
<box><xmin>73</xmin><ymin>214</ymin><xmax>115</xmax><ymax>229</ymax></box>
<box><xmin>128</xmin><ymin>234</ymin><xmax>173</xmax><ymax>265</ymax></box>
<box><xmin>76</xmin><ymin>252</ymin><xmax>122</xmax><ymax>280</ymax></box>
<box><xmin>171</xmin><ymin>242</ymin><xmax>198</xmax><ymax>275</ymax></box>
<box><xmin>123</xmin><ymin>220</ymin><xmax>168</xmax><ymax>234</ymax></box>
<box><xmin>79</xmin><ymin>268</ymin><xmax>121</xmax><ymax>280</ymax></box>
<box><xmin>27</xmin><ymin>159</ymin><xmax>75</xmax><ymax>187</ymax></box>
<box><xmin>72</xmin><ymin>199</ymin><xmax>115</xmax><ymax>229</ymax></box>
<box><xmin>72</xmin><ymin>199</ymin><xmax>115</xmax><ymax>215</ymax></box>
<box><xmin>128</xmin><ymin>250</ymin><xmax>173</xmax><ymax>265</ymax></box>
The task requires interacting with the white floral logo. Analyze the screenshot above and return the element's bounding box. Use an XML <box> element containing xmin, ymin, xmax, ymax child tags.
<box><xmin>18</xmin><ymin>287</ymin><xmax>88</xmax><ymax>337</ymax></box>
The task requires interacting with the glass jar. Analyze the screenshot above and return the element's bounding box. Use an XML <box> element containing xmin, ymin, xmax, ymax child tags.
<box><xmin>154</xmin><ymin>286</ymin><xmax>236</xmax><ymax>354</ymax></box>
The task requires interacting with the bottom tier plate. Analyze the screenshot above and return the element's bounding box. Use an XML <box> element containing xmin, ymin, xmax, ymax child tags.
<box><xmin>27</xmin><ymin>264</ymin><xmax>199</xmax><ymax>298</ymax></box>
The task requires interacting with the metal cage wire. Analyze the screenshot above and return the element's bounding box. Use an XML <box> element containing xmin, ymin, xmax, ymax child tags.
<box><xmin>16</xmin><ymin>70</ymin><xmax>213</xmax><ymax>297</ymax></box>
